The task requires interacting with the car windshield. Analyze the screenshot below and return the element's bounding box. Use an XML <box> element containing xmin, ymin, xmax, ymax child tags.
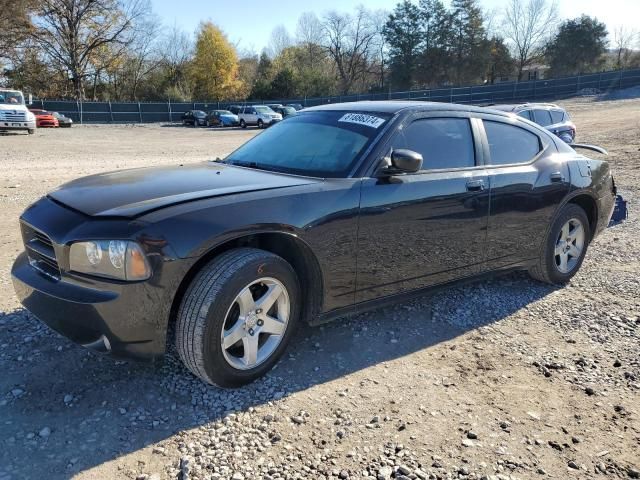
<box><xmin>255</xmin><ymin>106</ymin><xmax>273</xmax><ymax>114</ymax></box>
<box><xmin>194</xmin><ymin>110</ymin><xmax>206</xmax><ymax>117</ymax></box>
<box><xmin>225</xmin><ymin>110</ymin><xmax>390</xmax><ymax>177</ymax></box>
<box><xmin>283</xmin><ymin>107</ymin><xmax>297</xmax><ymax>115</ymax></box>
<box><xmin>0</xmin><ymin>91</ymin><xmax>25</xmax><ymax>105</ymax></box>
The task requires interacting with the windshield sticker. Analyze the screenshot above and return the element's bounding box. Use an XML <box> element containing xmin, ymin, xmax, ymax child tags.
<box><xmin>338</xmin><ymin>113</ymin><xmax>385</xmax><ymax>129</ymax></box>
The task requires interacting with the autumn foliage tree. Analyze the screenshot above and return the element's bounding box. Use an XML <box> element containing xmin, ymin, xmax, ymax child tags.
<box><xmin>190</xmin><ymin>22</ymin><xmax>244</xmax><ymax>101</ymax></box>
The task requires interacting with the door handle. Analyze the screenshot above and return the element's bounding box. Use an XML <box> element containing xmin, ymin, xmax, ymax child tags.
<box><xmin>466</xmin><ymin>179</ymin><xmax>485</xmax><ymax>191</ymax></box>
<box><xmin>550</xmin><ymin>172</ymin><xmax>565</xmax><ymax>182</ymax></box>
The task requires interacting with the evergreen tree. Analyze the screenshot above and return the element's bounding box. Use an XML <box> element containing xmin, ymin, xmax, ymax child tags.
<box><xmin>545</xmin><ymin>16</ymin><xmax>608</xmax><ymax>76</ymax></box>
<box><xmin>383</xmin><ymin>0</ymin><xmax>423</xmax><ymax>89</ymax></box>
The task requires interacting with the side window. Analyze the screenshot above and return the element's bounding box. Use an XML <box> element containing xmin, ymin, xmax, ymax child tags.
<box><xmin>484</xmin><ymin>120</ymin><xmax>541</xmax><ymax>165</ymax></box>
<box><xmin>395</xmin><ymin>118</ymin><xmax>476</xmax><ymax>170</ymax></box>
<box><xmin>533</xmin><ymin>109</ymin><xmax>553</xmax><ymax>127</ymax></box>
<box><xmin>517</xmin><ymin>110</ymin><xmax>531</xmax><ymax>120</ymax></box>
<box><xmin>550</xmin><ymin>110</ymin><xmax>564</xmax><ymax>123</ymax></box>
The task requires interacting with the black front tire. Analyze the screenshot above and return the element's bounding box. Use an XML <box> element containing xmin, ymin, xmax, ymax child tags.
<box><xmin>257</xmin><ymin>119</ymin><xmax>264</xmax><ymax>129</ymax></box>
<box><xmin>27</xmin><ymin>129</ymin><xmax>35</xmax><ymax>135</ymax></box>
<box><xmin>175</xmin><ymin>248</ymin><xmax>300</xmax><ymax>387</ymax></box>
<box><xmin>529</xmin><ymin>203</ymin><xmax>590</xmax><ymax>285</ymax></box>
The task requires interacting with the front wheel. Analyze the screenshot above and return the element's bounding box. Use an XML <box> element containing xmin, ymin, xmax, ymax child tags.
<box><xmin>529</xmin><ymin>203</ymin><xmax>590</xmax><ymax>284</ymax></box>
<box><xmin>175</xmin><ymin>248</ymin><xmax>300</xmax><ymax>387</ymax></box>
<box><xmin>27</xmin><ymin>129</ymin><xmax>35</xmax><ymax>135</ymax></box>
<box><xmin>257</xmin><ymin>119</ymin><xmax>264</xmax><ymax>129</ymax></box>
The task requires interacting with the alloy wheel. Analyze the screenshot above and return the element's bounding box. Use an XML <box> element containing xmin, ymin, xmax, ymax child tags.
<box><xmin>220</xmin><ymin>277</ymin><xmax>290</xmax><ymax>370</ymax></box>
<box><xmin>554</xmin><ymin>218</ymin><xmax>585</xmax><ymax>273</ymax></box>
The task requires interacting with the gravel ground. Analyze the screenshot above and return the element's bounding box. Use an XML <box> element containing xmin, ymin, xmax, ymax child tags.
<box><xmin>0</xmin><ymin>101</ymin><xmax>638</xmax><ymax>480</ymax></box>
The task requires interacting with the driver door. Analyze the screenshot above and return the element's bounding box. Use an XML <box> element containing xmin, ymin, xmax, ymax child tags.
<box><xmin>355</xmin><ymin>114</ymin><xmax>490</xmax><ymax>303</ymax></box>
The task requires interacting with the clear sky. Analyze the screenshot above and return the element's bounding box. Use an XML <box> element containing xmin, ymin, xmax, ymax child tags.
<box><xmin>150</xmin><ymin>0</ymin><xmax>640</xmax><ymax>53</ymax></box>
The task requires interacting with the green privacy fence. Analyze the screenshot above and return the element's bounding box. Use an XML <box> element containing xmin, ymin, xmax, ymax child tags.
<box><xmin>32</xmin><ymin>68</ymin><xmax>640</xmax><ymax>124</ymax></box>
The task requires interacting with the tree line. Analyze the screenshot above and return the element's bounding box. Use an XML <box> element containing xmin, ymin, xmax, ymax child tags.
<box><xmin>1</xmin><ymin>0</ymin><xmax>638</xmax><ymax>102</ymax></box>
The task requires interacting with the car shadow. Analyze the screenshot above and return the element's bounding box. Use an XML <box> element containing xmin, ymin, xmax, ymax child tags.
<box><xmin>0</xmin><ymin>272</ymin><xmax>557</xmax><ymax>479</ymax></box>
<box><xmin>0</xmin><ymin>131</ymin><xmax>31</xmax><ymax>136</ymax></box>
<box><xmin>160</xmin><ymin>123</ymin><xmax>249</xmax><ymax>131</ymax></box>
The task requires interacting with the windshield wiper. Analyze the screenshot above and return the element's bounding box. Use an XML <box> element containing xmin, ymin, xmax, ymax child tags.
<box><xmin>227</xmin><ymin>160</ymin><xmax>276</xmax><ymax>172</ymax></box>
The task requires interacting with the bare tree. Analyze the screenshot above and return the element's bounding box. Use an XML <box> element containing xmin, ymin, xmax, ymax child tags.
<box><xmin>31</xmin><ymin>0</ymin><xmax>151</xmax><ymax>99</ymax></box>
<box><xmin>268</xmin><ymin>25</ymin><xmax>293</xmax><ymax>58</ymax></box>
<box><xmin>612</xmin><ymin>25</ymin><xmax>638</xmax><ymax>70</ymax></box>
<box><xmin>502</xmin><ymin>0</ymin><xmax>559</xmax><ymax>80</ymax></box>
<box><xmin>322</xmin><ymin>7</ymin><xmax>378</xmax><ymax>94</ymax></box>
<box><xmin>158</xmin><ymin>24</ymin><xmax>194</xmax><ymax>98</ymax></box>
<box><xmin>296</xmin><ymin>12</ymin><xmax>324</xmax><ymax>46</ymax></box>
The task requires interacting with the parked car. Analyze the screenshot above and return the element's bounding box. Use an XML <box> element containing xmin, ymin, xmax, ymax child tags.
<box><xmin>11</xmin><ymin>101</ymin><xmax>616</xmax><ymax>387</ymax></box>
<box><xmin>272</xmin><ymin>105</ymin><xmax>298</xmax><ymax>118</ymax></box>
<box><xmin>238</xmin><ymin>105</ymin><xmax>282</xmax><ymax>128</ymax></box>
<box><xmin>29</xmin><ymin>109</ymin><xmax>59</xmax><ymax>128</ymax></box>
<box><xmin>206</xmin><ymin>110</ymin><xmax>240</xmax><ymax>127</ymax></box>
<box><xmin>286</xmin><ymin>103</ymin><xmax>304</xmax><ymax>111</ymax></box>
<box><xmin>52</xmin><ymin>112</ymin><xmax>73</xmax><ymax>128</ymax></box>
<box><xmin>181</xmin><ymin>110</ymin><xmax>207</xmax><ymax>127</ymax></box>
<box><xmin>490</xmin><ymin>103</ymin><xmax>576</xmax><ymax>144</ymax></box>
<box><xmin>0</xmin><ymin>88</ymin><xmax>36</xmax><ymax>134</ymax></box>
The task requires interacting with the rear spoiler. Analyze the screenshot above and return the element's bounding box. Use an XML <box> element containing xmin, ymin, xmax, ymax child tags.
<box><xmin>571</xmin><ymin>143</ymin><xmax>608</xmax><ymax>155</ymax></box>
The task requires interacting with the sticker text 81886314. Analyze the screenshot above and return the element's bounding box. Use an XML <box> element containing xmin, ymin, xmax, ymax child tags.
<box><xmin>338</xmin><ymin>113</ymin><xmax>385</xmax><ymax>129</ymax></box>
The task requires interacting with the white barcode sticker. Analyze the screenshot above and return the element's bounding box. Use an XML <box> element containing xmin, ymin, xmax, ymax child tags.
<box><xmin>338</xmin><ymin>113</ymin><xmax>385</xmax><ymax>128</ymax></box>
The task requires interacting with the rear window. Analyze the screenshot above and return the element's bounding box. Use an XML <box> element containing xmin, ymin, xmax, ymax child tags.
<box><xmin>517</xmin><ymin>110</ymin><xmax>532</xmax><ymax>120</ymax></box>
<box><xmin>533</xmin><ymin>109</ymin><xmax>553</xmax><ymax>127</ymax></box>
<box><xmin>393</xmin><ymin>118</ymin><xmax>476</xmax><ymax>170</ymax></box>
<box><xmin>226</xmin><ymin>111</ymin><xmax>390</xmax><ymax>177</ymax></box>
<box><xmin>484</xmin><ymin>121</ymin><xmax>541</xmax><ymax>165</ymax></box>
<box><xmin>550</xmin><ymin>110</ymin><xmax>565</xmax><ymax>123</ymax></box>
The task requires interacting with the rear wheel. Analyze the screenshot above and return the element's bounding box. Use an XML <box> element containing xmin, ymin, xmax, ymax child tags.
<box><xmin>529</xmin><ymin>203</ymin><xmax>590</xmax><ymax>284</ymax></box>
<box><xmin>176</xmin><ymin>248</ymin><xmax>300</xmax><ymax>387</ymax></box>
<box><xmin>240</xmin><ymin>119</ymin><xmax>246</xmax><ymax>129</ymax></box>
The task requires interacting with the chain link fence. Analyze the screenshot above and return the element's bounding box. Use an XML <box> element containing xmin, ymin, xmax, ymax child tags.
<box><xmin>33</xmin><ymin>68</ymin><xmax>640</xmax><ymax>124</ymax></box>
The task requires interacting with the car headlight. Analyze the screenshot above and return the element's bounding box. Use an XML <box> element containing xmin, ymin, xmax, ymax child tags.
<box><xmin>69</xmin><ymin>240</ymin><xmax>151</xmax><ymax>281</ymax></box>
<box><xmin>26</xmin><ymin>112</ymin><xmax>35</xmax><ymax>121</ymax></box>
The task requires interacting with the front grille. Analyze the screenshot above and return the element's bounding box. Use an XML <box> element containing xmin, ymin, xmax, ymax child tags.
<box><xmin>0</xmin><ymin>111</ymin><xmax>26</xmax><ymax>122</ymax></box>
<box><xmin>21</xmin><ymin>222</ymin><xmax>61</xmax><ymax>280</ymax></box>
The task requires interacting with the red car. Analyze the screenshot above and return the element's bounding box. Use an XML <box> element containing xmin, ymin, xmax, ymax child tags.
<box><xmin>29</xmin><ymin>109</ymin><xmax>59</xmax><ymax>128</ymax></box>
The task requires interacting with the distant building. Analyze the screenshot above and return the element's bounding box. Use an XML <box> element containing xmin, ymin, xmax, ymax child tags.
<box><xmin>495</xmin><ymin>64</ymin><xmax>550</xmax><ymax>83</ymax></box>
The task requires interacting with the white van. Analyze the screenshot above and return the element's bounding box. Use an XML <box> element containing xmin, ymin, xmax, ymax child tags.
<box><xmin>0</xmin><ymin>89</ymin><xmax>37</xmax><ymax>134</ymax></box>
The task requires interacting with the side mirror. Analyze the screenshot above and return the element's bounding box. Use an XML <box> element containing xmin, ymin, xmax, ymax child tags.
<box><xmin>382</xmin><ymin>149</ymin><xmax>423</xmax><ymax>175</ymax></box>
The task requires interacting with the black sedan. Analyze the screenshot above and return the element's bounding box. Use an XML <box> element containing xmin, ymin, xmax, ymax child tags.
<box><xmin>12</xmin><ymin>102</ymin><xmax>616</xmax><ymax>387</ymax></box>
<box><xmin>52</xmin><ymin>111</ymin><xmax>73</xmax><ymax>128</ymax></box>
<box><xmin>181</xmin><ymin>110</ymin><xmax>207</xmax><ymax>126</ymax></box>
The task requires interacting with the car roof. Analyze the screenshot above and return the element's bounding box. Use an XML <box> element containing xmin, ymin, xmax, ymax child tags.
<box><xmin>304</xmin><ymin>100</ymin><xmax>511</xmax><ymax>117</ymax></box>
<box><xmin>490</xmin><ymin>103</ymin><xmax>563</xmax><ymax>112</ymax></box>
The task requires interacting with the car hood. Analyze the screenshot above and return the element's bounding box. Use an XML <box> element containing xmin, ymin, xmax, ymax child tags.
<box><xmin>220</xmin><ymin>114</ymin><xmax>238</xmax><ymax>120</ymax></box>
<box><xmin>48</xmin><ymin>162</ymin><xmax>318</xmax><ymax>218</ymax></box>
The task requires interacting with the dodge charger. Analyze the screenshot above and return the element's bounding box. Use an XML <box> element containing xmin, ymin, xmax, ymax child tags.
<box><xmin>12</xmin><ymin>102</ymin><xmax>617</xmax><ymax>387</ymax></box>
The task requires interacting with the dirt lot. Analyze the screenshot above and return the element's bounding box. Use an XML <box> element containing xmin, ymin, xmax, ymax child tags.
<box><xmin>0</xmin><ymin>100</ymin><xmax>638</xmax><ymax>480</ymax></box>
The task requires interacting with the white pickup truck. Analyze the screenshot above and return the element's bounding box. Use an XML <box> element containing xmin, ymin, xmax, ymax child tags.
<box><xmin>0</xmin><ymin>89</ymin><xmax>36</xmax><ymax>134</ymax></box>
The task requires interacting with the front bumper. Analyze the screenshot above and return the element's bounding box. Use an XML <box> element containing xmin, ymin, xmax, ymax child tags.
<box><xmin>10</xmin><ymin>197</ymin><xmax>190</xmax><ymax>361</ymax></box>
<box><xmin>0</xmin><ymin>119</ymin><xmax>36</xmax><ymax>130</ymax></box>
<box><xmin>12</xmin><ymin>252</ymin><xmax>169</xmax><ymax>360</ymax></box>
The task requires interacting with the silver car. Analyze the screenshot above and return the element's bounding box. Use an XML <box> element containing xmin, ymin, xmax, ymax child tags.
<box><xmin>238</xmin><ymin>105</ymin><xmax>282</xmax><ymax>129</ymax></box>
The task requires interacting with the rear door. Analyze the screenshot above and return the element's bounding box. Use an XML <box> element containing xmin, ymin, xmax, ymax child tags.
<box><xmin>356</xmin><ymin>113</ymin><xmax>490</xmax><ymax>303</ymax></box>
<box><xmin>479</xmin><ymin>116</ymin><xmax>570</xmax><ymax>269</ymax></box>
